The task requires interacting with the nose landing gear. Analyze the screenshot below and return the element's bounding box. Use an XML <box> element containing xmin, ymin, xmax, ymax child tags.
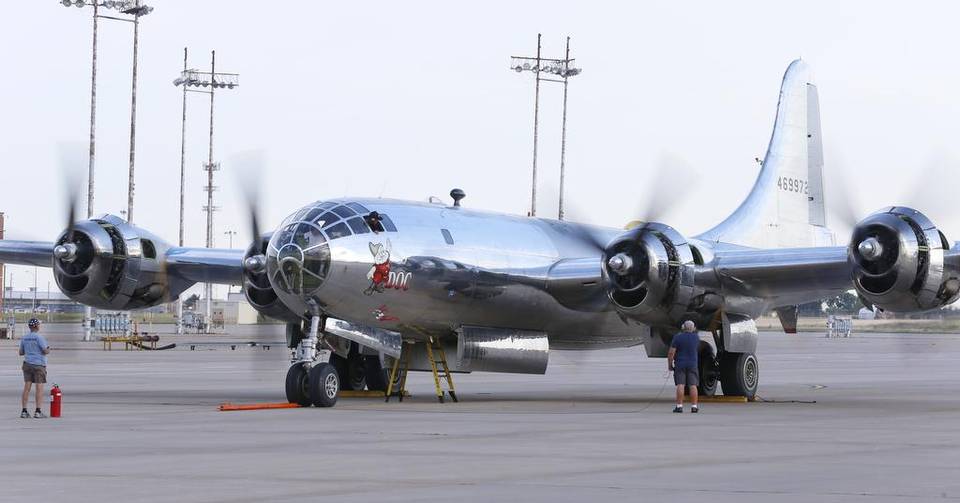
<box><xmin>284</xmin><ymin>314</ymin><xmax>342</xmax><ymax>408</ymax></box>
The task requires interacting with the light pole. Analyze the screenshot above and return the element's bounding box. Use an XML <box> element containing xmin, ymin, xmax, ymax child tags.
<box><xmin>511</xmin><ymin>36</ymin><xmax>581</xmax><ymax>220</ymax></box>
<box><xmin>0</xmin><ymin>212</ymin><xmax>5</xmax><ymax>320</ymax></box>
<box><xmin>223</xmin><ymin>230</ymin><xmax>237</xmax><ymax>295</ymax></box>
<box><xmin>60</xmin><ymin>0</ymin><xmax>154</xmax><ymax>340</ymax></box>
<box><xmin>32</xmin><ymin>268</ymin><xmax>37</xmax><ymax>314</ymax></box>
<box><xmin>173</xmin><ymin>50</ymin><xmax>239</xmax><ymax>333</ymax></box>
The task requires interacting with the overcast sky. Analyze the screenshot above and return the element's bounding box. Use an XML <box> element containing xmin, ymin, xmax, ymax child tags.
<box><xmin>2</xmin><ymin>1</ymin><xmax>958</xmax><ymax>296</ymax></box>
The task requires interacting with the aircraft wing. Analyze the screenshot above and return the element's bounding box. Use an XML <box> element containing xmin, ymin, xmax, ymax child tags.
<box><xmin>0</xmin><ymin>239</ymin><xmax>244</xmax><ymax>292</ymax></box>
<box><xmin>0</xmin><ymin>240</ymin><xmax>55</xmax><ymax>267</ymax></box>
<box><xmin>701</xmin><ymin>246</ymin><xmax>853</xmax><ymax>308</ymax></box>
<box><xmin>164</xmin><ymin>247</ymin><xmax>245</xmax><ymax>286</ymax></box>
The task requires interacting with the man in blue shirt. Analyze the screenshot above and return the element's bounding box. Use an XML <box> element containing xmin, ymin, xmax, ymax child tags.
<box><xmin>19</xmin><ymin>318</ymin><xmax>50</xmax><ymax>418</ymax></box>
<box><xmin>668</xmin><ymin>320</ymin><xmax>700</xmax><ymax>413</ymax></box>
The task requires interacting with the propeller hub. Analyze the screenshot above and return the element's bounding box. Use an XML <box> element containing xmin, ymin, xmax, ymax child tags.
<box><xmin>607</xmin><ymin>253</ymin><xmax>633</xmax><ymax>275</ymax></box>
<box><xmin>857</xmin><ymin>237</ymin><xmax>884</xmax><ymax>261</ymax></box>
<box><xmin>53</xmin><ymin>243</ymin><xmax>78</xmax><ymax>263</ymax></box>
<box><xmin>243</xmin><ymin>254</ymin><xmax>267</xmax><ymax>274</ymax></box>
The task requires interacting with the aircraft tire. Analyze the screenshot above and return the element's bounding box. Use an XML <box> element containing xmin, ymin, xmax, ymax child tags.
<box><xmin>697</xmin><ymin>344</ymin><xmax>719</xmax><ymax>397</ymax></box>
<box><xmin>330</xmin><ymin>353</ymin><xmax>366</xmax><ymax>391</ymax></box>
<box><xmin>308</xmin><ymin>362</ymin><xmax>340</xmax><ymax>408</ymax></box>
<box><xmin>719</xmin><ymin>352</ymin><xmax>759</xmax><ymax>399</ymax></box>
<box><xmin>363</xmin><ymin>355</ymin><xmax>388</xmax><ymax>391</ymax></box>
<box><xmin>285</xmin><ymin>363</ymin><xmax>311</xmax><ymax>406</ymax></box>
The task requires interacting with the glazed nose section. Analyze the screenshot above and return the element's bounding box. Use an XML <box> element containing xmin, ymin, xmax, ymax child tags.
<box><xmin>266</xmin><ymin>237</ymin><xmax>332</xmax><ymax>297</ymax></box>
<box><xmin>277</xmin><ymin>244</ymin><xmax>306</xmax><ymax>293</ymax></box>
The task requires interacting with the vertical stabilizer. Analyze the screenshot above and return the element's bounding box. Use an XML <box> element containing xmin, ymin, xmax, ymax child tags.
<box><xmin>697</xmin><ymin>60</ymin><xmax>834</xmax><ymax>248</ymax></box>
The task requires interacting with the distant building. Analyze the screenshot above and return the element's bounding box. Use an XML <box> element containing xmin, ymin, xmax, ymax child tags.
<box><xmin>2</xmin><ymin>288</ymin><xmax>82</xmax><ymax>313</ymax></box>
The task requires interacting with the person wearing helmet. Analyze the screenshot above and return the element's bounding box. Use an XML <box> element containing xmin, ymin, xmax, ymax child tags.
<box><xmin>19</xmin><ymin>318</ymin><xmax>50</xmax><ymax>418</ymax></box>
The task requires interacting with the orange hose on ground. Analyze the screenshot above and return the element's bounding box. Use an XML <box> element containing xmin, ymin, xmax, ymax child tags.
<box><xmin>219</xmin><ymin>402</ymin><xmax>303</xmax><ymax>411</ymax></box>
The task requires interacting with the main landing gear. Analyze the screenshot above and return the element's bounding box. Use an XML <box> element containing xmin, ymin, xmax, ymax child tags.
<box><xmin>719</xmin><ymin>351</ymin><xmax>759</xmax><ymax>398</ymax></box>
<box><xmin>705</xmin><ymin>326</ymin><xmax>760</xmax><ymax>399</ymax></box>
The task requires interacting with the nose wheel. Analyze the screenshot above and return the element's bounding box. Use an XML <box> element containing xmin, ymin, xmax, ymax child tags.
<box><xmin>308</xmin><ymin>362</ymin><xmax>340</xmax><ymax>407</ymax></box>
<box><xmin>285</xmin><ymin>362</ymin><xmax>340</xmax><ymax>407</ymax></box>
<box><xmin>284</xmin><ymin>315</ymin><xmax>341</xmax><ymax>408</ymax></box>
<box><xmin>285</xmin><ymin>363</ymin><xmax>311</xmax><ymax>406</ymax></box>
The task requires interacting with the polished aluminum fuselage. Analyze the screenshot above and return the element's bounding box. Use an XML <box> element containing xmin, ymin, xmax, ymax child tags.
<box><xmin>304</xmin><ymin>198</ymin><xmax>633</xmax><ymax>349</ymax></box>
<box><xmin>299</xmin><ymin>198</ymin><xmax>849</xmax><ymax>349</ymax></box>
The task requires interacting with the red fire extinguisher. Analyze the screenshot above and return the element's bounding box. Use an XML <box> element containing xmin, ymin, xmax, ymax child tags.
<box><xmin>50</xmin><ymin>384</ymin><xmax>62</xmax><ymax>418</ymax></box>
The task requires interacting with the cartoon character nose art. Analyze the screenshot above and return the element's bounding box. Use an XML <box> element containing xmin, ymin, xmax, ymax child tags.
<box><xmin>364</xmin><ymin>239</ymin><xmax>411</xmax><ymax>295</ymax></box>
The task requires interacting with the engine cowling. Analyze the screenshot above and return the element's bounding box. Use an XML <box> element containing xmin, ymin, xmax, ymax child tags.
<box><xmin>53</xmin><ymin>215</ymin><xmax>175</xmax><ymax>310</ymax></box>
<box><xmin>601</xmin><ymin>222</ymin><xmax>696</xmax><ymax>323</ymax></box>
<box><xmin>242</xmin><ymin>233</ymin><xmax>300</xmax><ymax>322</ymax></box>
<box><xmin>849</xmin><ymin>206</ymin><xmax>960</xmax><ymax>312</ymax></box>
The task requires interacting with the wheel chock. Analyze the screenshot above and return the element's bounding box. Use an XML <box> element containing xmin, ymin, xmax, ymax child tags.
<box><xmin>698</xmin><ymin>395</ymin><xmax>748</xmax><ymax>403</ymax></box>
<box><xmin>218</xmin><ymin>402</ymin><xmax>303</xmax><ymax>411</ymax></box>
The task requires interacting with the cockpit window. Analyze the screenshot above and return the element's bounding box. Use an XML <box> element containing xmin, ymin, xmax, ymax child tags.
<box><xmin>346</xmin><ymin>217</ymin><xmax>370</xmax><ymax>235</ymax></box>
<box><xmin>315</xmin><ymin>212</ymin><xmax>336</xmax><ymax>228</ymax></box>
<box><xmin>293</xmin><ymin>223</ymin><xmax>326</xmax><ymax>249</ymax></box>
<box><xmin>346</xmin><ymin>202</ymin><xmax>370</xmax><ymax>214</ymax></box>
<box><xmin>273</xmin><ymin>223</ymin><xmax>297</xmax><ymax>248</ymax></box>
<box><xmin>362</xmin><ymin>211</ymin><xmax>398</xmax><ymax>233</ymax></box>
<box><xmin>380</xmin><ymin>214</ymin><xmax>397</xmax><ymax>232</ymax></box>
<box><xmin>321</xmin><ymin>216</ymin><xmax>343</xmax><ymax>230</ymax></box>
<box><xmin>326</xmin><ymin>222</ymin><xmax>351</xmax><ymax>240</ymax></box>
<box><xmin>331</xmin><ymin>205</ymin><xmax>356</xmax><ymax>219</ymax></box>
<box><xmin>303</xmin><ymin>207</ymin><xmax>325</xmax><ymax>223</ymax></box>
<box><xmin>275</xmin><ymin>202</ymin><xmax>390</xmax><ymax>247</ymax></box>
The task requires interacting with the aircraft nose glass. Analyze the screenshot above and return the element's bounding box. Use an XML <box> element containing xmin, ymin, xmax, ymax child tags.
<box><xmin>268</xmin><ymin>241</ymin><xmax>329</xmax><ymax>296</ymax></box>
<box><xmin>276</xmin><ymin>244</ymin><xmax>305</xmax><ymax>294</ymax></box>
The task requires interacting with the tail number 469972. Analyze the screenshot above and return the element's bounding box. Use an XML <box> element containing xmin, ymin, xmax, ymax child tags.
<box><xmin>777</xmin><ymin>176</ymin><xmax>808</xmax><ymax>195</ymax></box>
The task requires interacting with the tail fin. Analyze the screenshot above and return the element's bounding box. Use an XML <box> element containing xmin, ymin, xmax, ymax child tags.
<box><xmin>697</xmin><ymin>59</ymin><xmax>834</xmax><ymax>248</ymax></box>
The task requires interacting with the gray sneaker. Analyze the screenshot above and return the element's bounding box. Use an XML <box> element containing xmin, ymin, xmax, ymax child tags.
<box><xmin>20</xmin><ymin>410</ymin><xmax>30</xmax><ymax>418</ymax></box>
<box><xmin>33</xmin><ymin>410</ymin><xmax>46</xmax><ymax>419</ymax></box>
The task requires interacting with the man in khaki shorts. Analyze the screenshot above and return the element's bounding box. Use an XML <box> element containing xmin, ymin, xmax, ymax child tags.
<box><xmin>19</xmin><ymin>318</ymin><xmax>50</xmax><ymax>418</ymax></box>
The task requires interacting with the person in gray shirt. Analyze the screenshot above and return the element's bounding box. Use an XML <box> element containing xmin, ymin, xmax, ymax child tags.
<box><xmin>19</xmin><ymin>318</ymin><xmax>50</xmax><ymax>418</ymax></box>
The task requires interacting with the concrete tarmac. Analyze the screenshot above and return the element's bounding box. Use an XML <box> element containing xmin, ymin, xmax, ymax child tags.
<box><xmin>2</xmin><ymin>327</ymin><xmax>959</xmax><ymax>502</ymax></box>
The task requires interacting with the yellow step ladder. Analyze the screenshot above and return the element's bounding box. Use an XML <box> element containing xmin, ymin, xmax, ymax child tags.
<box><xmin>385</xmin><ymin>336</ymin><xmax>458</xmax><ymax>403</ymax></box>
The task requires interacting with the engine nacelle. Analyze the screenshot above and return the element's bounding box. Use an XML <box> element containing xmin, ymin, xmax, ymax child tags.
<box><xmin>242</xmin><ymin>233</ymin><xmax>300</xmax><ymax>322</ymax></box>
<box><xmin>601</xmin><ymin>223</ymin><xmax>696</xmax><ymax>323</ymax></box>
<box><xmin>53</xmin><ymin>215</ymin><xmax>176</xmax><ymax>310</ymax></box>
<box><xmin>849</xmin><ymin>206</ymin><xmax>960</xmax><ymax>312</ymax></box>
